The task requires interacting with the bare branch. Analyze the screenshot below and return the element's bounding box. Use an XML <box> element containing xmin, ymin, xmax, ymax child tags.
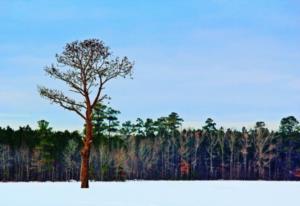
<box><xmin>91</xmin><ymin>75</ymin><xmax>103</xmax><ymax>109</ymax></box>
<box><xmin>38</xmin><ymin>86</ymin><xmax>86</xmax><ymax>120</ymax></box>
<box><xmin>45</xmin><ymin>66</ymin><xmax>84</xmax><ymax>95</ymax></box>
<box><xmin>101</xmin><ymin>56</ymin><xmax>134</xmax><ymax>84</ymax></box>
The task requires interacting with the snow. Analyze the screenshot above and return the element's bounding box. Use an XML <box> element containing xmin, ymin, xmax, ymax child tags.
<box><xmin>1</xmin><ymin>181</ymin><xmax>299</xmax><ymax>206</ymax></box>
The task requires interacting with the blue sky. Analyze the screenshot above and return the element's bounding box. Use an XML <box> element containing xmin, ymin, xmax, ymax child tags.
<box><xmin>0</xmin><ymin>0</ymin><xmax>299</xmax><ymax>130</ymax></box>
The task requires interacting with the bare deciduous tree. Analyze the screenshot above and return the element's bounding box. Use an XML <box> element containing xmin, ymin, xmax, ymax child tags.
<box><xmin>253</xmin><ymin>124</ymin><xmax>276</xmax><ymax>179</ymax></box>
<box><xmin>38</xmin><ymin>39</ymin><xmax>133</xmax><ymax>188</ymax></box>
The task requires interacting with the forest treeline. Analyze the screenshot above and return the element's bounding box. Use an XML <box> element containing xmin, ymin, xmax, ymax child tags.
<box><xmin>0</xmin><ymin>104</ymin><xmax>300</xmax><ymax>181</ymax></box>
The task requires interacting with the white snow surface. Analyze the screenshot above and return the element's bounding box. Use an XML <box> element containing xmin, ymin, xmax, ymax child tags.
<box><xmin>1</xmin><ymin>181</ymin><xmax>299</xmax><ymax>206</ymax></box>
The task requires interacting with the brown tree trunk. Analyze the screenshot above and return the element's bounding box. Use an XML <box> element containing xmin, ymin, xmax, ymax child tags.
<box><xmin>80</xmin><ymin>115</ymin><xmax>93</xmax><ymax>188</ymax></box>
<box><xmin>80</xmin><ymin>151</ymin><xmax>90</xmax><ymax>188</ymax></box>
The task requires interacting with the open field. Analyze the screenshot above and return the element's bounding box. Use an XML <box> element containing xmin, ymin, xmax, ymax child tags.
<box><xmin>1</xmin><ymin>181</ymin><xmax>299</xmax><ymax>206</ymax></box>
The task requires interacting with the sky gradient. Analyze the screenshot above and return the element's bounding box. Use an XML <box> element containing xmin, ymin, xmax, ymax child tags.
<box><xmin>0</xmin><ymin>0</ymin><xmax>299</xmax><ymax>131</ymax></box>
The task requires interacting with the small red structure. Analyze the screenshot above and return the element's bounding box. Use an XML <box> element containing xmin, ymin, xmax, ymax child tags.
<box><xmin>180</xmin><ymin>160</ymin><xmax>190</xmax><ymax>176</ymax></box>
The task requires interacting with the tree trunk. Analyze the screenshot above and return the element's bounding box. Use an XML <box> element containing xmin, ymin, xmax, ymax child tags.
<box><xmin>80</xmin><ymin>151</ymin><xmax>90</xmax><ymax>188</ymax></box>
<box><xmin>230</xmin><ymin>153</ymin><xmax>233</xmax><ymax>179</ymax></box>
<box><xmin>221</xmin><ymin>154</ymin><xmax>224</xmax><ymax>179</ymax></box>
<box><xmin>80</xmin><ymin>116</ymin><xmax>92</xmax><ymax>188</ymax></box>
<box><xmin>209</xmin><ymin>148</ymin><xmax>213</xmax><ymax>177</ymax></box>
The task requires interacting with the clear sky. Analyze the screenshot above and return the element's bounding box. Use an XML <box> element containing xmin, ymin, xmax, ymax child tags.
<box><xmin>0</xmin><ymin>0</ymin><xmax>299</xmax><ymax>131</ymax></box>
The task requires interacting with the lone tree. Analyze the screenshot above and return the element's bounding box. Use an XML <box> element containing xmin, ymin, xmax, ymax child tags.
<box><xmin>38</xmin><ymin>39</ymin><xmax>133</xmax><ymax>188</ymax></box>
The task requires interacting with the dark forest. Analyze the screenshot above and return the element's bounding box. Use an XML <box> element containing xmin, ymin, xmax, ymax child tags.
<box><xmin>0</xmin><ymin>104</ymin><xmax>299</xmax><ymax>181</ymax></box>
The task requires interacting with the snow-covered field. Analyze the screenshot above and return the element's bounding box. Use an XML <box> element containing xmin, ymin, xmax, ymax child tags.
<box><xmin>1</xmin><ymin>181</ymin><xmax>299</xmax><ymax>206</ymax></box>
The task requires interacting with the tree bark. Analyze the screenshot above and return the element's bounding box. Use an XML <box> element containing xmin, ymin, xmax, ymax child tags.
<box><xmin>80</xmin><ymin>116</ymin><xmax>92</xmax><ymax>188</ymax></box>
<box><xmin>80</xmin><ymin>151</ymin><xmax>89</xmax><ymax>188</ymax></box>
